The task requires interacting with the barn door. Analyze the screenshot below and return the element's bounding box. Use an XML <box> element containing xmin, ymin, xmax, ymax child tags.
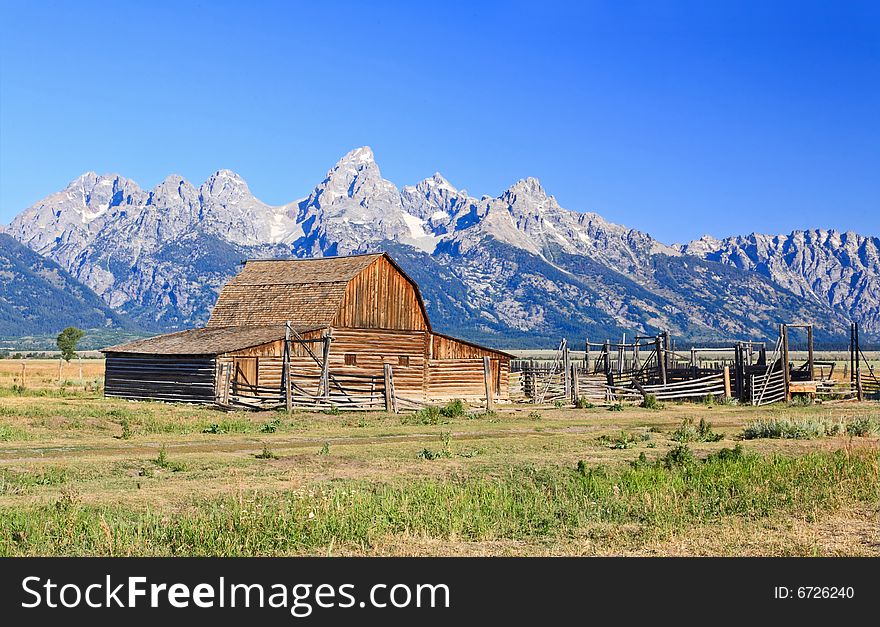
<box><xmin>233</xmin><ymin>357</ymin><xmax>259</xmax><ymax>395</ymax></box>
<box><xmin>491</xmin><ymin>359</ymin><xmax>501</xmax><ymax>396</ymax></box>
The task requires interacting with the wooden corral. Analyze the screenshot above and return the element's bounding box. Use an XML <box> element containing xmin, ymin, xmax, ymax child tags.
<box><xmin>103</xmin><ymin>253</ymin><xmax>512</xmax><ymax>410</ymax></box>
<box><xmin>514</xmin><ymin>322</ymin><xmax>879</xmax><ymax>407</ymax></box>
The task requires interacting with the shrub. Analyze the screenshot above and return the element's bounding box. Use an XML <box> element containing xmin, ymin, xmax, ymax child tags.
<box><xmin>408</xmin><ymin>406</ymin><xmax>444</xmax><ymax>425</ymax></box>
<box><xmin>846</xmin><ymin>416</ymin><xmax>880</xmax><ymax>437</ymax></box>
<box><xmin>706</xmin><ymin>444</ymin><xmax>746</xmax><ymax>463</ymax></box>
<box><xmin>640</xmin><ymin>394</ymin><xmax>665</xmax><ymax>410</ymax></box>
<box><xmin>607</xmin><ymin>403</ymin><xmax>625</xmax><ymax>412</ymax></box>
<box><xmin>440</xmin><ymin>399</ymin><xmax>467</xmax><ymax>419</ymax></box>
<box><xmin>574</xmin><ymin>397</ymin><xmax>594</xmax><ymax>409</ymax></box>
<box><xmin>202</xmin><ymin>423</ymin><xmax>224</xmax><ymax>434</ymax></box>
<box><xmin>629</xmin><ymin>452</ymin><xmax>651</xmax><ymax>469</ymax></box>
<box><xmin>697</xmin><ymin>418</ymin><xmax>724</xmax><ymax>442</ymax></box>
<box><xmin>662</xmin><ymin>444</ymin><xmax>695</xmax><ymax>468</ymax></box>
<box><xmin>527</xmin><ymin>411</ymin><xmax>542</xmax><ymax>421</ymax></box>
<box><xmin>119</xmin><ymin>419</ymin><xmax>132</xmax><ymax>440</ymax></box>
<box><xmin>260</xmin><ymin>418</ymin><xmax>281</xmax><ymax>434</ymax></box>
<box><xmin>323</xmin><ymin>406</ymin><xmax>342</xmax><ymax>416</ymax></box>
<box><xmin>318</xmin><ymin>442</ymin><xmax>330</xmax><ymax>456</ymax></box>
<box><xmin>255</xmin><ymin>445</ymin><xmax>278</xmax><ymax>460</ymax></box>
<box><xmin>417</xmin><ymin>431</ymin><xmax>452</xmax><ymax>460</ymax></box>
<box><xmin>672</xmin><ymin>417</ymin><xmax>723</xmax><ymax>443</ymax></box>
<box><xmin>671</xmin><ymin>418</ymin><xmax>697</xmax><ymax>443</ymax></box>
<box><xmin>597</xmin><ymin>431</ymin><xmax>638</xmax><ymax>449</ymax></box>
<box><xmin>154</xmin><ymin>447</ymin><xmax>186</xmax><ymax>472</ymax></box>
<box><xmin>787</xmin><ymin>394</ymin><xmax>814</xmax><ymax>407</ymax></box>
<box><xmin>742</xmin><ymin>417</ymin><xmax>825</xmax><ymax>440</ymax></box>
<box><xmin>553</xmin><ymin>399</ymin><xmax>565</xmax><ymax>409</ymax></box>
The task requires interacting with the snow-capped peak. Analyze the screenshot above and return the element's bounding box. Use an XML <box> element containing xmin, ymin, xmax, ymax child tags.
<box><xmin>336</xmin><ymin>146</ymin><xmax>375</xmax><ymax>165</ymax></box>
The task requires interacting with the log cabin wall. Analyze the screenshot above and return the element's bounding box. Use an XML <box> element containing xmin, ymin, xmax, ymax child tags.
<box><xmin>332</xmin><ymin>256</ymin><xmax>429</xmax><ymax>331</ymax></box>
<box><xmin>105</xmin><ymin>353</ymin><xmax>216</xmax><ymax>403</ymax></box>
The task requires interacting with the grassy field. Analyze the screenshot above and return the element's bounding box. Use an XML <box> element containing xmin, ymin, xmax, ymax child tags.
<box><xmin>0</xmin><ymin>359</ymin><xmax>878</xmax><ymax>556</ymax></box>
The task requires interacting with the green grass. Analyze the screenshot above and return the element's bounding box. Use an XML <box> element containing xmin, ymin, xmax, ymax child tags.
<box><xmin>0</xmin><ymin>424</ymin><xmax>33</xmax><ymax>441</ymax></box>
<box><xmin>1</xmin><ymin>467</ymin><xmax>69</xmax><ymax>495</ymax></box>
<box><xmin>1</xmin><ymin>449</ymin><xmax>875</xmax><ymax>556</ymax></box>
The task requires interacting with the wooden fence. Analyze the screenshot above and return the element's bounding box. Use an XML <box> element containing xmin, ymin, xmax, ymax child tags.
<box><xmin>218</xmin><ymin>362</ymin><xmax>425</xmax><ymax>412</ymax></box>
<box><xmin>749</xmin><ymin>368</ymin><xmax>786</xmax><ymax>406</ymax></box>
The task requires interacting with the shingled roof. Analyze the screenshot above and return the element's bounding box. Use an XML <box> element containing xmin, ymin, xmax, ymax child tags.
<box><xmin>101</xmin><ymin>324</ymin><xmax>320</xmax><ymax>355</ymax></box>
<box><xmin>206</xmin><ymin>252</ymin><xmax>430</xmax><ymax>329</ymax></box>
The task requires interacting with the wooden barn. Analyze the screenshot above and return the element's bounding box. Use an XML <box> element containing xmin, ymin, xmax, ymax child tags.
<box><xmin>102</xmin><ymin>253</ymin><xmax>512</xmax><ymax>409</ymax></box>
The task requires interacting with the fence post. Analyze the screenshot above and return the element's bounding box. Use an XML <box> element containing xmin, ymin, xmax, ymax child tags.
<box><xmin>855</xmin><ymin>322</ymin><xmax>863</xmax><ymax>401</ymax></box>
<box><xmin>807</xmin><ymin>325</ymin><xmax>815</xmax><ymax>381</ymax></box>
<box><xmin>571</xmin><ymin>363</ymin><xmax>579</xmax><ymax>405</ymax></box>
<box><xmin>781</xmin><ymin>324</ymin><xmax>791</xmax><ymax>401</ymax></box>
<box><xmin>655</xmin><ymin>336</ymin><xmax>667</xmax><ymax>386</ymax></box>
<box><xmin>483</xmin><ymin>356</ymin><xmax>495</xmax><ymax>411</ymax></box>
<box><xmin>723</xmin><ymin>366</ymin><xmax>731</xmax><ymax>399</ymax></box>
<box><xmin>383</xmin><ymin>364</ymin><xmax>394</xmax><ymax>413</ymax></box>
<box><xmin>284</xmin><ymin>322</ymin><xmax>292</xmax><ymax>415</ymax></box>
<box><xmin>603</xmin><ymin>340</ymin><xmax>610</xmax><ymax>377</ymax></box>
<box><xmin>562</xmin><ymin>346</ymin><xmax>571</xmax><ymax>402</ymax></box>
<box><xmin>321</xmin><ymin>332</ymin><xmax>332</xmax><ymax>401</ymax></box>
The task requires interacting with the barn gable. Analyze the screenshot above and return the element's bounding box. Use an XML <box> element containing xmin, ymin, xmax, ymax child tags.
<box><xmin>207</xmin><ymin>253</ymin><xmax>430</xmax><ymax>331</ymax></box>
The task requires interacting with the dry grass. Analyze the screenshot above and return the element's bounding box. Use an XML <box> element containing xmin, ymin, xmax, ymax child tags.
<box><xmin>0</xmin><ymin>358</ymin><xmax>104</xmax><ymax>390</ymax></box>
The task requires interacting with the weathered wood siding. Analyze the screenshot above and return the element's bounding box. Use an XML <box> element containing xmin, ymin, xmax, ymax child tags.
<box><xmin>105</xmin><ymin>353</ymin><xmax>216</xmax><ymax>403</ymax></box>
<box><xmin>212</xmin><ymin>325</ymin><xmax>511</xmax><ymax>404</ymax></box>
<box><xmin>326</xmin><ymin>328</ymin><xmax>427</xmax><ymax>395</ymax></box>
<box><xmin>427</xmin><ymin>333</ymin><xmax>510</xmax><ymax>401</ymax></box>
<box><xmin>430</xmin><ymin>333</ymin><xmax>505</xmax><ymax>360</ymax></box>
<box><xmin>426</xmin><ymin>358</ymin><xmax>510</xmax><ymax>401</ymax></box>
<box><xmin>223</xmin><ymin>332</ymin><xmax>326</xmax><ymax>397</ymax></box>
<box><xmin>333</xmin><ymin>256</ymin><xmax>428</xmax><ymax>331</ymax></box>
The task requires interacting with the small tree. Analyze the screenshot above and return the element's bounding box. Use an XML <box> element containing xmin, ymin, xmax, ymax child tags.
<box><xmin>57</xmin><ymin>327</ymin><xmax>85</xmax><ymax>362</ymax></box>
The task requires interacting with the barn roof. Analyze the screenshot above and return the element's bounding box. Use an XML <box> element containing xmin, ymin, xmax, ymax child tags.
<box><xmin>101</xmin><ymin>324</ymin><xmax>321</xmax><ymax>355</ymax></box>
<box><xmin>207</xmin><ymin>252</ymin><xmax>431</xmax><ymax>330</ymax></box>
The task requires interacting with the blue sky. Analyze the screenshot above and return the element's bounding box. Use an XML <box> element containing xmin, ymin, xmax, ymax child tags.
<box><xmin>0</xmin><ymin>0</ymin><xmax>877</xmax><ymax>243</ymax></box>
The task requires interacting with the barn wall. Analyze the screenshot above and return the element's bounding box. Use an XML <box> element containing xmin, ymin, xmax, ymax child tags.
<box><xmin>426</xmin><ymin>358</ymin><xmax>510</xmax><ymax>401</ymax></box>
<box><xmin>426</xmin><ymin>333</ymin><xmax>510</xmax><ymax>401</ymax></box>
<box><xmin>104</xmin><ymin>353</ymin><xmax>216</xmax><ymax>403</ymax></box>
<box><xmin>222</xmin><ymin>332</ymin><xmax>327</xmax><ymax>397</ymax></box>
<box><xmin>213</xmin><ymin>328</ymin><xmax>512</xmax><ymax>403</ymax></box>
<box><xmin>326</xmin><ymin>327</ymin><xmax>428</xmax><ymax>395</ymax></box>
<box><xmin>333</xmin><ymin>256</ymin><xmax>428</xmax><ymax>331</ymax></box>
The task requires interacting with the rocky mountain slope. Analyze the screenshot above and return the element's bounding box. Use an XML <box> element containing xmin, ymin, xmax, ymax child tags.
<box><xmin>4</xmin><ymin>147</ymin><xmax>873</xmax><ymax>346</ymax></box>
<box><xmin>679</xmin><ymin>231</ymin><xmax>880</xmax><ymax>335</ymax></box>
<box><xmin>0</xmin><ymin>233</ymin><xmax>132</xmax><ymax>336</ymax></box>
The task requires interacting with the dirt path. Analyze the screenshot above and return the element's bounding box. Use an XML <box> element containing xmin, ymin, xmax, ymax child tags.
<box><xmin>0</xmin><ymin>425</ymin><xmax>577</xmax><ymax>462</ymax></box>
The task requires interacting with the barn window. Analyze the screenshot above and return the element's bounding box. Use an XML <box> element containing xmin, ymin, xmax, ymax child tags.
<box><xmin>398</xmin><ymin>356</ymin><xmax>410</xmax><ymax>367</ymax></box>
<box><xmin>344</xmin><ymin>353</ymin><xmax>357</xmax><ymax>366</ymax></box>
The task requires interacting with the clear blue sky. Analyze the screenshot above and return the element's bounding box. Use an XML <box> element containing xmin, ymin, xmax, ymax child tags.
<box><xmin>1</xmin><ymin>0</ymin><xmax>877</xmax><ymax>243</ymax></box>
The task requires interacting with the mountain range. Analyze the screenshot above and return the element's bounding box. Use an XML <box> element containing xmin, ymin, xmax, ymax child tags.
<box><xmin>3</xmin><ymin>146</ymin><xmax>878</xmax><ymax>347</ymax></box>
